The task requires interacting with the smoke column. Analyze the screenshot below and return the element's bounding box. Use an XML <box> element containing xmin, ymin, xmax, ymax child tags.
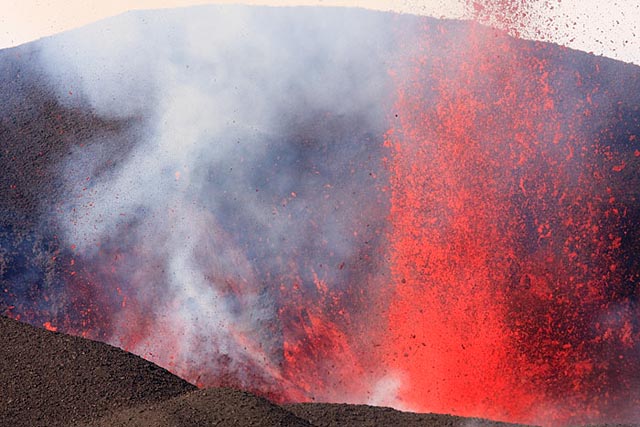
<box><xmin>34</xmin><ymin>5</ymin><xmax>401</xmax><ymax>402</ymax></box>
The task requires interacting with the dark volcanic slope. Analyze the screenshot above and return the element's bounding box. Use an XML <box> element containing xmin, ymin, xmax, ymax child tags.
<box><xmin>85</xmin><ymin>388</ymin><xmax>313</xmax><ymax>427</ymax></box>
<box><xmin>0</xmin><ymin>315</ymin><xmax>539</xmax><ymax>427</ymax></box>
<box><xmin>0</xmin><ymin>315</ymin><xmax>196</xmax><ymax>427</ymax></box>
<box><xmin>285</xmin><ymin>403</ymin><xmax>531</xmax><ymax>427</ymax></box>
<box><xmin>0</xmin><ymin>43</ymin><xmax>140</xmax><ymax>229</ymax></box>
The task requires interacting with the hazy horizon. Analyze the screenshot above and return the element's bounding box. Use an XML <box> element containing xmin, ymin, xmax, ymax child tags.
<box><xmin>1</xmin><ymin>0</ymin><xmax>639</xmax><ymax>65</ymax></box>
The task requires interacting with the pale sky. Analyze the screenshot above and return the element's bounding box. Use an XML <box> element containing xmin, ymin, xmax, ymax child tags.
<box><xmin>1</xmin><ymin>0</ymin><xmax>639</xmax><ymax>65</ymax></box>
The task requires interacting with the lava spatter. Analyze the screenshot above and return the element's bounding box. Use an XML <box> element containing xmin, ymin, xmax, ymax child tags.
<box><xmin>385</xmin><ymin>20</ymin><xmax>640</xmax><ymax>426</ymax></box>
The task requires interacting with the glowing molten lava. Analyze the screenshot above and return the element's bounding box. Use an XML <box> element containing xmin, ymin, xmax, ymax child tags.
<box><xmin>386</xmin><ymin>21</ymin><xmax>640</xmax><ymax>425</ymax></box>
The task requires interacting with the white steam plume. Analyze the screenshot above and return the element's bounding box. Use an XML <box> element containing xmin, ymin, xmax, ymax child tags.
<box><xmin>38</xmin><ymin>5</ymin><xmax>402</xmax><ymax>396</ymax></box>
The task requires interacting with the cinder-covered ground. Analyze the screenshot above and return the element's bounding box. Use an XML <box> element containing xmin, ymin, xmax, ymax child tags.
<box><xmin>1</xmin><ymin>315</ymin><xmax>534</xmax><ymax>427</ymax></box>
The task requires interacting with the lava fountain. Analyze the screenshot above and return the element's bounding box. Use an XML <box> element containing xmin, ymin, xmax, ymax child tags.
<box><xmin>386</xmin><ymin>17</ymin><xmax>640</xmax><ymax>425</ymax></box>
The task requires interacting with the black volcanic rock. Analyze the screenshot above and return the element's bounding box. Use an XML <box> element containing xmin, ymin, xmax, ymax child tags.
<box><xmin>0</xmin><ymin>44</ymin><xmax>141</xmax><ymax>229</ymax></box>
<box><xmin>84</xmin><ymin>388</ymin><xmax>314</xmax><ymax>427</ymax></box>
<box><xmin>284</xmin><ymin>403</ymin><xmax>532</xmax><ymax>427</ymax></box>
<box><xmin>0</xmin><ymin>315</ymin><xmax>196</xmax><ymax>427</ymax></box>
<box><xmin>0</xmin><ymin>315</ymin><xmax>535</xmax><ymax>427</ymax></box>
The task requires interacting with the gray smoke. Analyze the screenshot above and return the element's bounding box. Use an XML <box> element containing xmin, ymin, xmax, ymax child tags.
<box><xmin>37</xmin><ymin>5</ymin><xmax>406</xmax><ymax>401</ymax></box>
